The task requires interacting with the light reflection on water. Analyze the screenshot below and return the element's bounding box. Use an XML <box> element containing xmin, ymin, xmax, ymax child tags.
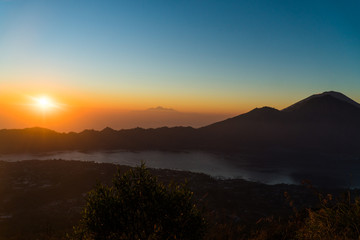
<box><xmin>0</xmin><ymin>151</ymin><xmax>296</xmax><ymax>185</ymax></box>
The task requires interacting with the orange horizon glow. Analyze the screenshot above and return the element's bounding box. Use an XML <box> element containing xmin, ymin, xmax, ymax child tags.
<box><xmin>0</xmin><ymin>90</ymin><xmax>239</xmax><ymax>132</ymax></box>
<box><xmin>0</xmin><ymin>87</ymin><xmax>322</xmax><ymax>132</ymax></box>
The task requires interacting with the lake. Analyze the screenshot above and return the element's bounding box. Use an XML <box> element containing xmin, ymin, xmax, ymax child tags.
<box><xmin>0</xmin><ymin>150</ymin><xmax>298</xmax><ymax>185</ymax></box>
<box><xmin>0</xmin><ymin>150</ymin><xmax>358</xmax><ymax>187</ymax></box>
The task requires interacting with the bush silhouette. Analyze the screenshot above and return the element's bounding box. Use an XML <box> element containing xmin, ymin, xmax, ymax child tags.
<box><xmin>296</xmin><ymin>192</ymin><xmax>360</xmax><ymax>240</ymax></box>
<box><xmin>71</xmin><ymin>164</ymin><xmax>206</xmax><ymax>240</ymax></box>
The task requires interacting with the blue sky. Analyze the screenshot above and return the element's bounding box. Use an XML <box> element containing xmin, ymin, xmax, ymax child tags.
<box><xmin>1</xmin><ymin>0</ymin><xmax>360</xmax><ymax>113</ymax></box>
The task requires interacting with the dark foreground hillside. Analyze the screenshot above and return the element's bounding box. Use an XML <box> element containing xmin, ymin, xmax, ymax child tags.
<box><xmin>0</xmin><ymin>160</ymin><xmax>349</xmax><ymax>239</ymax></box>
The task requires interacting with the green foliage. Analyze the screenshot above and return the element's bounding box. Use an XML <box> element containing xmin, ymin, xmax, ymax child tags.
<box><xmin>71</xmin><ymin>164</ymin><xmax>206</xmax><ymax>240</ymax></box>
<box><xmin>296</xmin><ymin>192</ymin><xmax>360</xmax><ymax>240</ymax></box>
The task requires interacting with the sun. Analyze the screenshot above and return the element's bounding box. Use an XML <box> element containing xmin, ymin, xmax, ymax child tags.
<box><xmin>37</xmin><ymin>96</ymin><xmax>53</xmax><ymax>109</ymax></box>
<box><xmin>32</xmin><ymin>96</ymin><xmax>58</xmax><ymax>112</ymax></box>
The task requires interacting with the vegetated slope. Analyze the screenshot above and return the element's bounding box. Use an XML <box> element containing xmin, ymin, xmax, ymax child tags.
<box><xmin>0</xmin><ymin>160</ymin><xmax>333</xmax><ymax>240</ymax></box>
<box><xmin>0</xmin><ymin>91</ymin><xmax>359</xmax><ymax>155</ymax></box>
<box><xmin>0</xmin><ymin>126</ymin><xmax>198</xmax><ymax>153</ymax></box>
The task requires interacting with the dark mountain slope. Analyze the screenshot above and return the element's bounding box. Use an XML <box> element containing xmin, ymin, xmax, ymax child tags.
<box><xmin>204</xmin><ymin>107</ymin><xmax>283</xmax><ymax>129</ymax></box>
<box><xmin>204</xmin><ymin>91</ymin><xmax>360</xmax><ymax>130</ymax></box>
<box><xmin>0</xmin><ymin>126</ymin><xmax>199</xmax><ymax>154</ymax></box>
<box><xmin>283</xmin><ymin>93</ymin><xmax>360</xmax><ymax>123</ymax></box>
<box><xmin>283</xmin><ymin>91</ymin><xmax>360</xmax><ymax>112</ymax></box>
<box><xmin>199</xmin><ymin>91</ymin><xmax>360</xmax><ymax>153</ymax></box>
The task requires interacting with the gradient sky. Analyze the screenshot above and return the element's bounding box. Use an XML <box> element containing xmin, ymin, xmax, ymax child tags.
<box><xmin>1</xmin><ymin>0</ymin><xmax>360</xmax><ymax>130</ymax></box>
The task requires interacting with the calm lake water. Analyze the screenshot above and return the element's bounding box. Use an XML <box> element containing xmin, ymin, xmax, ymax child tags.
<box><xmin>1</xmin><ymin>150</ymin><xmax>359</xmax><ymax>187</ymax></box>
<box><xmin>0</xmin><ymin>150</ymin><xmax>297</xmax><ymax>185</ymax></box>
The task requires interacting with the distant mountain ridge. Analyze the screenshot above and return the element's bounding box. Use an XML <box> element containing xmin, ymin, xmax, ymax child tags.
<box><xmin>147</xmin><ymin>106</ymin><xmax>176</xmax><ymax>111</ymax></box>
<box><xmin>0</xmin><ymin>91</ymin><xmax>359</xmax><ymax>156</ymax></box>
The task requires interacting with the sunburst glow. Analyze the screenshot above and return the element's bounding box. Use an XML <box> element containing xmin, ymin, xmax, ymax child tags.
<box><xmin>32</xmin><ymin>96</ymin><xmax>59</xmax><ymax>112</ymax></box>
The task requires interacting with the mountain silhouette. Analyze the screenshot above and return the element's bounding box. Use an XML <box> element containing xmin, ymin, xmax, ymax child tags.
<box><xmin>0</xmin><ymin>91</ymin><xmax>359</xmax><ymax>156</ymax></box>
<box><xmin>200</xmin><ymin>91</ymin><xmax>360</xmax><ymax>153</ymax></box>
<box><xmin>282</xmin><ymin>91</ymin><xmax>360</xmax><ymax>123</ymax></box>
<box><xmin>283</xmin><ymin>91</ymin><xmax>360</xmax><ymax>112</ymax></box>
<box><xmin>205</xmin><ymin>91</ymin><xmax>360</xmax><ymax>128</ymax></box>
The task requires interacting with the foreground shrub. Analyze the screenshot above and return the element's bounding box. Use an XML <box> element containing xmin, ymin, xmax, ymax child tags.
<box><xmin>71</xmin><ymin>164</ymin><xmax>206</xmax><ymax>240</ymax></box>
<box><xmin>235</xmin><ymin>190</ymin><xmax>360</xmax><ymax>240</ymax></box>
<box><xmin>296</xmin><ymin>192</ymin><xmax>360</xmax><ymax>240</ymax></box>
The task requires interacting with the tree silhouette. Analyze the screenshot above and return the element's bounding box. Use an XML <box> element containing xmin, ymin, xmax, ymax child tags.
<box><xmin>71</xmin><ymin>164</ymin><xmax>206</xmax><ymax>240</ymax></box>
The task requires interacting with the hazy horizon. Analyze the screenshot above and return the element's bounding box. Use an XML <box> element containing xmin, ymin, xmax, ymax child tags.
<box><xmin>1</xmin><ymin>90</ymin><xmax>360</xmax><ymax>132</ymax></box>
<box><xmin>0</xmin><ymin>105</ymin><xmax>233</xmax><ymax>132</ymax></box>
